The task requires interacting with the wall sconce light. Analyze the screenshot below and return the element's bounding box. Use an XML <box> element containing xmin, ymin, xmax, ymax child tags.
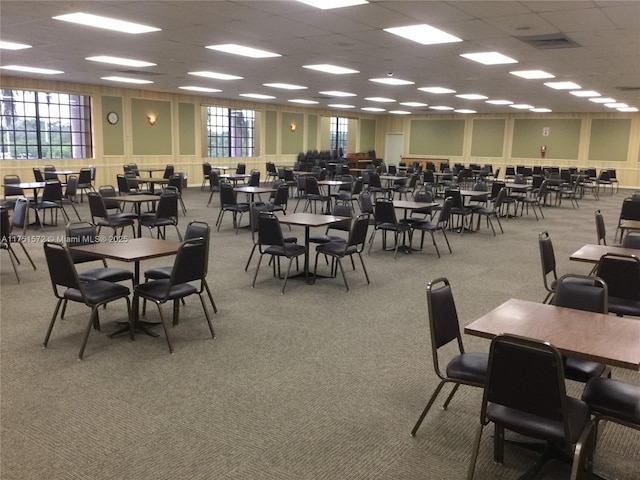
<box><xmin>289</xmin><ymin>122</ymin><xmax>296</xmax><ymax>132</ymax></box>
<box><xmin>147</xmin><ymin>114</ymin><xmax>157</xmax><ymax>126</ymax></box>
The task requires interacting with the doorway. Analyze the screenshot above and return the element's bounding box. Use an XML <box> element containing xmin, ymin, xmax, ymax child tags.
<box><xmin>384</xmin><ymin>133</ymin><xmax>404</xmax><ymax>166</ymax></box>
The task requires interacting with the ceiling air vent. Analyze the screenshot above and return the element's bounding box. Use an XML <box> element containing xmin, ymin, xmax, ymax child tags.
<box><xmin>115</xmin><ymin>69</ymin><xmax>164</xmax><ymax>76</ymax></box>
<box><xmin>516</xmin><ymin>33</ymin><xmax>581</xmax><ymax>50</ymax></box>
<box><xmin>616</xmin><ymin>86</ymin><xmax>640</xmax><ymax>92</ymax></box>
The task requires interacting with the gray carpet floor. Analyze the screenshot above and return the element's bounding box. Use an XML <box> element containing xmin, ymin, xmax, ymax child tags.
<box><xmin>1</xmin><ymin>182</ymin><xmax>639</xmax><ymax>479</ymax></box>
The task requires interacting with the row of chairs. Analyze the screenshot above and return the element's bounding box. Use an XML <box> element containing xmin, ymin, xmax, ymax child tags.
<box><xmin>412</xmin><ymin>277</ymin><xmax>639</xmax><ymax>479</ymax></box>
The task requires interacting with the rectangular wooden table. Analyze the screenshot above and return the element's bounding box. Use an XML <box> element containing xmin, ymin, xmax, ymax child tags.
<box><xmin>569</xmin><ymin>243</ymin><xmax>640</xmax><ymax>264</ymax></box>
<box><xmin>278</xmin><ymin>213</ymin><xmax>348</xmax><ymax>282</ymax></box>
<box><xmin>465</xmin><ymin>298</ymin><xmax>640</xmax><ymax>370</ymax></box>
<box><xmin>134</xmin><ymin>177</ymin><xmax>169</xmax><ymax>194</ymax></box>
<box><xmin>116</xmin><ymin>194</ymin><xmax>160</xmax><ymax>236</ymax></box>
<box><xmin>234</xmin><ymin>185</ymin><xmax>275</xmax><ymax>203</ymax></box>
<box><xmin>618</xmin><ymin>219</ymin><xmax>640</xmax><ymax>238</ymax></box>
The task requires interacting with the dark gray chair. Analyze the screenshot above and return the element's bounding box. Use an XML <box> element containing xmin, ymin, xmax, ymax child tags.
<box><xmin>595</xmin><ymin>253</ymin><xmax>640</xmax><ymax>317</ymax></box>
<box><xmin>539</xmin><ymin>231</ymin><xmax>559</xmax><ymax>304</ymax></box>
<box><xmin>409</xmin><ymin>196</ymin><xmax>453</xmax><ymax>258</ymax></box>
<box><xmin>411</xmin><ymin>278</ymin><xmax>488</xmax><ymax>437</ymax></box>
<box><xmin>466</xmin><ymin>334</ymin><xmax>594</xmax><ymax>480</ymax></box>
<box><xmin>216</xmin><ymin>182</ymin><xmax>250</xmax><ymax>234</ymax></box>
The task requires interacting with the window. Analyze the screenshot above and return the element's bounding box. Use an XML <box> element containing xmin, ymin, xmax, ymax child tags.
<box><xmin>206</xmin><ymin>106</ymin><xmax>255</xmax><ymax>157</ymax></box>
<box><xmin>330</xmin><ymin>116</ymin><xmax>348</xmax><ymax>154</ymax></box>
<box><xmin>0</xmin><ymin>89</ymin><xmax>93</xmax><ymax>159</ymax></box>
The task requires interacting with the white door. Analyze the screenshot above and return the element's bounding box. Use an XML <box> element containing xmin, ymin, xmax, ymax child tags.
<box><xmin>384</xmin><ymin>133</ymin><xmax>404</xmax><ymax>166</ymax></box>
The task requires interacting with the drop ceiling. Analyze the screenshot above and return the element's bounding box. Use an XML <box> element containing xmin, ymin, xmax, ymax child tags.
<box><xmin>1</xmin><ymin>0</ymin><xmax>638</xmax><ymax>114</ymax></box>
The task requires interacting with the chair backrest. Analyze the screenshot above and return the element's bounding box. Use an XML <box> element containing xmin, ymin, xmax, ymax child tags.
<box><xmin>257</xmin><ymin>212</ymin><xmax>285</xmax><ymax>247</ymax></box>
<box><xmin>65</xmin><ymin>176</ymin><xmax>78</xmax><ymax>197</ymax></box>
<box><xmin>209</xmin><ymin>170</ymin><xmax>220</xmax><ymax>190</ymax></box>
<box><xmin>482</xmin><ymin>334</ymin><xmax>568</xmax><ymax>430</ymax></box>
<box><xmin>331</xmin><ymin>204</ymin><xmax>352</xmax><ymax>232</ymax></box>
<box><xmin>444</xmin><ymin>189</ymin><xmax>463</xmax><ymax>209</ymax></box>
<box><xmin>3</xmin><ymin>175</ymin><xmax>23</xmax><ymax>197</ymax></box>
<box><xmin>219</xmin><ymin>182</ymin><xmax>237</xmax><ymax>206</ymax></box>
<box><xmin>65</xmin><ymin>221</ymin><xmax>102</xmax><ymax>264</ymax></box>
<box><xmin>168</xmin><ymin>173</ymin><xmax>183</xmax><ymax>192</ymax></box>
<box><xmin>202</xmin><ymin>162</ymin><xmax>212</xmax><ymax>176</ymax></box>
<box><xmin>368</xmin><ymin>172</ymin><xmax>382</xmax><ymax>188</ymax></box>
<box><xmin>351</xmin><ymin>177</ymin><xmax>364</xmax><ymax>195</ymax></box>
<box><xmin>359</xmin><ymin>191</ymin><xmax>374</xmax><ymax>215</ymax></box>
<box><xmin>44</xmin><ymin>166</ymin><xmax>58</xmax><ymax>180</ymax></box>
<box><xmin>493</xmin><ymin>188</ymin><xmax>506</xmax><ymax>209</ymax></box>
<box><xmin>0</xmin><ymin>207</ymin><xmax>10</xmax><ymax>241</ymax></box>
<box><xmin>348</xmin><ymin>214</ymin><xmax>370</xmax><ymax>249</ymax></box>
<box><xmin>283</xmin><ymin>168</ymin><xmax>295</xmax><ymax>182</ymax></box>
<box><xmin>305</xmin><ymin>176</ymin><xmax>321</xmax><ymax>195</ymax></box>
<box><xmin>99</xmin><ymin>185</ymin><xmax>120</xmax><ymax>208</ymax></box>
<box><xmin>116</xmin><ymin>174</ymin><xmax>132</xmax><ymax>195</ymax></box>
<box><xmin>163</xmin><ymin>164</ymin><xmax>175</xmax><ymax>179</ymax></box>
<box><xmin>426</xmin><ymin>278</ymin><xmax>464</xmax><ymax>376</ymax></box>
<box><xmin>44</xmin><ymin>242</ymin><xmax>83</xmax><ymax>295</ymax></box>
<box><xmin>553</xmin><ymin>274</ymin><xmax>608</xmax><ymax>313</ymax></box>
<box><xmin>423</xmin><ymin>169</ymin><xmax>435</xmax><ymax>184</ymax></box>
<box><xmin>155</xmin><ymin>191</ymin><xmax>179</xmax><ymax>219</ymax></box>
<box><xmin>374</xmin><ymin>198</ymin><xmax>397</xmax><ymax>224</ymax></box>
<box><xmin>414</xmin><ymin>190</ymin><xmax>433</xmax><ymax>203</ymax></box>
<box><xmin>169</xmin><ymin>237</ymin><xmax>207</xmax><ymax>289</ymax></box>
<box><xmin>249</xmin><ymin>169</ymin><xmax>260</xmax><ymax>187</ymax></box>
<box><xmin>596</xmin><ymin>253</ymin><xmax>640</xmax><ymax>301</ymax></box>
<box><xmin>11</xmin><ymin>197</ymin><xmax>30</xmax><ymax>233</ymax></box>
<box><xmin>272</xmin><ymin>183</ymin><xmax>289</xmax><ymax>206</ymax></box>
<box><xmin>490</xmin><ymin>181</ymin><xmax>505</xmax><ymax>199</ymax></box>
<box><xmin>436</xmin><ymin>197</ymin><xmax>453</xmax><ymax>226</ymax></box>
<box><xmin>77</xmin><ymin>168</ymin><xmax>92</xmax><ymax>185</ymax></box>
<box><xmin>236</xmin><ymin>163</ymin><xmax>246</xmax><ymax>175</ymax></box>
<box><xmin>88</xmin><ymin>191</ymin><xmax>109</xmax><ymax>220</ymax></box>
<box><xmin>619</xmin><ymin>197</ymin><xmax>640</xmax><ymax>223</ymax></box>
<box><xmin>539</xmin><ymin>231</ymin><xmax>556</xmax><ymax>279</ymax></box>
<box><xmin>33</xmin><ymin>168</ymin><xmax>45</xmax><ymax>182</ymax></box>
<box><xmin>595</xmin><ymin>210</ymin><xmax>606</xmax><ymax>245</ymax></box>
<box><xmin>42</xmin><ymin>181</ymin><xmax>63</xmax><ymax>202</ymax></box>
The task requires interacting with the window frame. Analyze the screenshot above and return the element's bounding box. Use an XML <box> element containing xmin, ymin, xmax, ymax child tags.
<box><xmin>205</xmin><ymin>106</ymin><xmax>256</xmax><ymax>158</ymax></box>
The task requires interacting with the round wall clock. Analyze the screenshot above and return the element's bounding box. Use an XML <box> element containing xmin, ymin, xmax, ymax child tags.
<box><xmin>106</xmin><ymin>111</ymin><xmax>119</xmax><ymax>125</ymax></box>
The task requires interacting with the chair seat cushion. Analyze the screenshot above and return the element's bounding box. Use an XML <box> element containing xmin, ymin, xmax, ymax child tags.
<box><xmin>78</xmin><ymin>267</ymin><xmax>133</xmax><ymax>283</ymax></box>
<box><xmin>96</xmin><ymin>217</ymin><xmax>134</xmax><ymax>228</ymax></box>
<box><xmin>410</xmin><ymin>220</ymin><xmax>437</xmax><ymax>232</ymax></box>
<box><xmin>309</xmin><ymin>234</ymin><xmax>346</xmax><ymax>244</ymax></box>
<box><xmin>446</xmin><ymin>352</ymin><xmax>488</xmax><ymax>384</ymax></box>
<box><xmin>140</xmin><ymin>218</ymin><xmax>176</xmax><ymax>227</ymax></box>
<box><xmin>135</xmin><ymin>279</ymin><xmax>197</xmax><ymax>300</ymax></box>
<box><xmin>378</xmin><ymin>222</ymin><xmax>408</xmax><ymax>232</ymax></box>
<box><xmin>607</xmin><ymin>297</ymin><xmax>640</xmax><ymax>316</ymax></box>
<box><xmin>145</xmin><ymin>266</ymin><xmax>172</xmax><ymax>280</ymax></box>
<box><xmin>64</xmin><ymin>281</ymin><xmax>130</xmax><ymax>305</ymax></box>
<box><xmin>582</xmin><ymin>377</ymin><xmax>640</xmax><ymax>425</ymax></box>
<box><xmin>487</xmin><ymin>396</ymin><xmax>591</xmax><ymax>444</ymax></box>
<box><xmin>265</xmin><ymin>243</ymin><xmax>306</xmax><ymax>257</ymax></box>
<box><xmin>564</xmin><ymin>357</ymin><xmax>607</xmax><ymax>383</ymax></box>
<box><xmin>316</xmin><ymin>241</ymin><xmax>352</xmax><ymax>256</ymax></box>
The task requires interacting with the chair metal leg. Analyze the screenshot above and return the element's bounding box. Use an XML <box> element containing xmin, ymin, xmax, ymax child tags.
<box><xmin>203</xmin><ymin>279</ymin><xmax>218</xmax><ymax>314</ymax></box>
<box><xmin>442</xmin><ymin>382</ymin><xmax>461</xmax><ymax>409</ymax></box>
<box><xmin>78</xmin><ymin>306</ymin><xmax>99</xmax><ymax>359</ymax></box>
<box><xmin>198</xmin><ymin>293</ymin><xmax>215</xmax><ymax>338</ymax></box>
<box><xmin>357</xmin><ymin>252</ymin><xmax>370</xmax><ymax>285</ymax></box>
<box><xmin>466</xmin><ymin>423</ymin><xmax>485</xmax><ymax>480</ymax></box>
<box><xmin>154</xmin><ymin>301</ymin><xmax>173</xmax><ymax>353</ymax></box>
<box><xmin>43</xmin><ymin>299</ymin><xmax>63</xmax><ymax>347</ymax></box>
<box><xmin>410</xmin><ymin>380</ymin><xmax>447</xmax><ymax>436</ymax></box>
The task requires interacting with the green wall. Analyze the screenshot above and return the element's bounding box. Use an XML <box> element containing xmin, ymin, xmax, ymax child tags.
<box><xmin>360</xmin><ymin>119</ymin><xmax>376</xmax><ymax>151</ymax></box>
<box><xmin>409</xmin><ymin>119</ymin><xmax>464</xmax><ymax>156</ymax></box>
<box><xmin>588</xmin><ymin>119</ymin><xmax>631</xmax><ymax>162</ymax></box>
<box><xmin>512</xmin><ymin>119</ymin><xmax>580</xmax><ymax>160</ymax></box>
<box><xmin>471</xmin><ymin>119</ymin><xmax>505</xmax><ymax>157</ymax></box>
<box><xmin>178</xmin><ymin>102</ymin><xmax>195</xmax><ymax>155</ymax></box>
<box><xmin>101</xmin><ymin>96</ymin><xmax>124</xmax><ymax>156</ymax></box>
<box><xmin>307</xmin><ymin>114</ymin><xmax>318</xmax><ymax>150</ymax></box>
<box><xmin>281</xmin><ymin>112</ymin><xmax>304</xmax><ymax>154</ymax></box>
<box><xmin>265</xmin><ymin>110</ymin><xmax>277</xmax><ymax>155</ymax></box>
<box><xmin>131</xmin><ymin>98</ymin><xmax>172</xmax><ymax>155</ymax></box>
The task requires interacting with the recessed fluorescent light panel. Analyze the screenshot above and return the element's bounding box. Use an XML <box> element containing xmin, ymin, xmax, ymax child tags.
<box><xmin>328</xmin><ymin>104</ymin><xmax>355</xmax><ymax>108</ymax></box>
<box><xmin>545</xmin><ymin>81</ymin><xmax>581</xmax><ymax>90</ymax></box>
<box><xmin>530</xmin><ymin>108</ymin><xmax>552</xmax><ymax>113</ymax></box>
<box><xmin>189</xmin><ymin>71</ymin><xmax>243</xmax><ymax>80</ymax></box>
<box><xmin>0</xmin><ymin>41</ymin><xmax>32</xmax><ymax>50</ymax></box>
<box><xmin>589</xmin><ymin>97</ymin><xmax>616</xmax><ymax>103</ymax></box>
<box><xmin>263</xmin><ymin>83</ymin><xmax>307</xmax><ymax>90</ymax></box>
<box><xmin>303</xmin><ymin>64</ymin><xmax>359</xmax><ymax>75</ymax></box>
<box><xmin>288</xmin><ymin>99</ymin><xmax>319</xmax><ymax>104</ymax></box>
<box><xmin>206</xmin><ymin>44</ymin><xmax>280</xmax><ymax>58</ymax></box>
<box><xmin>389</xmin><ymin>110</ymin><xmax>412</xmax><ymax>115</ymax></box>
<box><xmin>400</xmin><ymin>102</ymin><xmax>428</xmax><ymax>107</ymax></box>
<box><xmin>53</xmin><ymin>13</ymin><xmax>160</xmax><ymax>34</ymax></box>
<box><xmin>454</xmin><ymin>109</ymin><xmax>476</xmax><ymax>114</ymax></box>
<box><xmin>509</xmin><ymin>104</ymin><xmax>534</xmax><ymax>109</ymax></box>
<box><xmin>486</xmin><ymin>99</ymin><xmax>513</xmax><ymax>105</ymax></box>
<box><xmin>320</xmin><ymin>91</ymin><xmax>356</xmax><ymax>97</ymax></box>
<box><xmin>605</xmin><ymin>103</ymin><xmax>628</xmax><ymax>108</ymax></box>
<box><xmin>384</xmin><ymin>24</ymin><xmax>462</xmax><ymax>45</ymax></box>
<box><xmin>364</xmin><ymin>97</ymin><xmax>395</xmax><ymax>103</ymax></box>
<box><xmin>456</xmin><ymin>94</ymin><xmax>488</xmax><ymax>100</ymax></box>
<box><xmin>369</xmin><ymin>78</ymin><xmax>414</xmax><ymax>86</ymax></box>
<box><xmin>239</xmin><ymin>93</ymin><xmax>276</xmax><ymax>99</ymax></box>
<box><xmin>510</xmin><ymin>70</ymin><xmax>555</xmax><ymax>79</ymax></box>
<box><xmin>418</xmin><ymin>87</ymin><xmax>456</xmax><ymax>94</ymax></box>
<box><xmin>86</xmin><ymin>56</ymin><xmax>156</xmax><ymax>67</ymax></box>
<box><xmin>618</xmin><ymin>107</ymin><xmax>638</xmax><ymax>112</ymax></box>
<box><xmin>362</xmin><ymin>107</ymin><xmax>386</xmax><ymax>112</ymax></box>
<box><xmin>101</xmin><ymin>76</ymin><xmax>153</xmax><ymax>84</ymax></box>
<box><xmin>296</xmin><ymin>0</ymin><xmax>368</xmax><ymax>9</ymax></box>
<box><xmin>429</xmin><ymin>106</ymin><xmax>454</xmax><ymax>110</ymax></box>
<box><xmin>179</xmin><ymin>86</ymin><xmax>222</xmax><ymax>93</ymax></box>
<box><xmin>570</xmin><ymin>90</ymin><xmax>600</xmax><ymax>97</ymax></box>
<box><xmin>1</xmin><ymin>65</ymin><xmax>63</xmax><ymax>74</ymax></box>
<box><xmin>460</xmin><ymin>52</ymin><xmax>517</xmax><ymax>65</ymax></box>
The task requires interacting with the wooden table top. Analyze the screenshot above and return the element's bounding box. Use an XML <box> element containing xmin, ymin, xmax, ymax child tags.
<box><xmin>503</xmin><ymin>182</ymin><xmax>531</xmax><ymax>191</ymax></box>
<box><xmin>318</xmin><ymin>180</ymin><xmax>350</xmax><ymax>186</ymax></box>
<box><xmin>3</xmin><ymin>181</ymin><xmax>46</xmax><ymax>189</ymax></box>
<box><xmin>620</xmin><ymin>220</ymin><xmax>640</xmax><ymax>230</ymax></box>
<box><xmin>234</xmin><ymin>186</ymin><xmax>276</xmax><ymax>194</ymax></box>
<box><xmin>69</xmin><ymin>237</ymin><xmax>180</xmax><ymax>263</ymax></box>
<box><xmin>459</xmin><ymin>190</ymin><xmax>489</xmax><ymax>198</ymax></box>
<box><xmin>465</xmin><ymin>298</ymin><xmax>640</xmax><ymax>370</ymax></box>
<box><xmin>278</xmin><ymin>213</ymin><xmax>348</xmax><ymax>228</ymax></box>
<box><xmin>135</xmin><ymin>177</ymin><xmax>169</xmax><ymax>184</ymax></box>
<box><xmin>116</xmin><ymin>194</ymin><xmax>160</xmax><ymax>203</ymax></box>
<box><xmin>569</xmin><ymin>243</ymin><xmax>640</xmax><ymax>264</ymax></box>
<box><xmin>220</xmin><ymin>173</ymin><xmax>249</xmax><ymax>179</ymax></box>
<box><xmin>393</xmin><ymin>200</ymin><xmax>439</xmax><ymax>210</ymax></box>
